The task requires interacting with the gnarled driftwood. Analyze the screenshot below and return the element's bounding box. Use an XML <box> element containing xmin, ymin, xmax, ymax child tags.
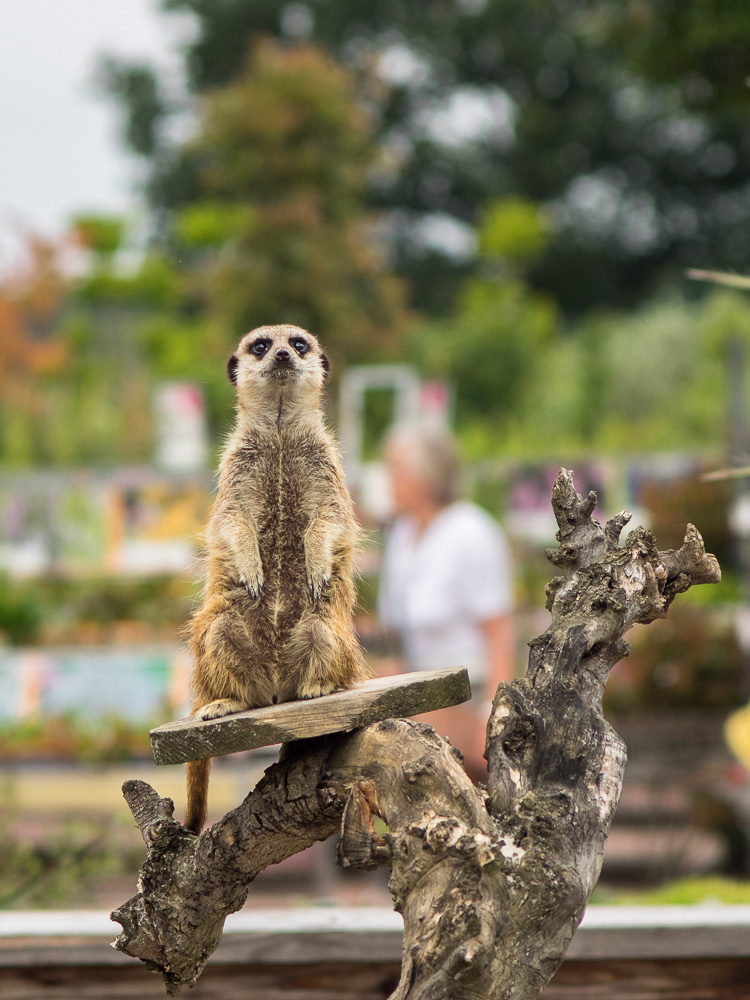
<box><xmin>111</xmin><ymin>469</ymin><xmax>720</xmax><ymax>998</ymax></box>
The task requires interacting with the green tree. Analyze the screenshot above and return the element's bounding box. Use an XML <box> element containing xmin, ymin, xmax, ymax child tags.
<box><xmin>410</xmin><ymin>189</ymin><xmax>750</xmax><ymax>461</ymax></box>
<box><xmin>0</xmin><ymin>222</ymin><xmax>160</xmax><ymax>467</ymax></box>
<box><xmin>496</xmin><ymin>289</ymin><xmax>750</xmax><ymax>459</ymax></box>
<box><xmin>105</xmin><ymin>40</ymin><xmax>410</xmax><ymax>369</ymax></box>
<box><xmin>102</xmin><ymin>0</ymin><xmax>750</xmax><ymax>316</ymax></box>
<box><xmin>410</xmin><ymin>197</ymin><xmax>558</xmax><ymax>433</ymax></box>
<box><xmin>174</xmin><ymin>41</ymin><xmax>410</xmax><ymax>363</ymax></box>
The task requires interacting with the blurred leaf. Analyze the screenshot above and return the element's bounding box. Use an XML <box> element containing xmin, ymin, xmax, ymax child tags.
<box><xmin>176</xmin><ymin>202</ymin><xmax>256</xmax><ymax>247</ymax></box>
<box><xmin>72</xmin><ymin>215</ymin><xmax>125</xmax><ymax>256</ymax></box>
<box><xmin>477</xmin><ymin>198</ymin><xmax>550</xmax><ymax>264</ymax></box>
<box><xmin>97</xmin><ymin>58</ymin><xmax>166</xmax><ymax>157</ymax></box>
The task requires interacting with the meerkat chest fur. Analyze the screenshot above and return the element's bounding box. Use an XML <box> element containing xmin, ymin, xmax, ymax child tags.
<box><xmin>220</xmin><ymin>423</ymin><xmax>343</xmax><ymax>627</ymax></box>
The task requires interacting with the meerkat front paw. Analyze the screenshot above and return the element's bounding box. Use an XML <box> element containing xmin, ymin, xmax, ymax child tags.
<box><xmin>307</xmin><ymin>571</ymin><xmax>330</xmax><ymax>602</ymax></box>
<box><xmin>194</xmin><ymin>698</ymin><xmax>249</xmax><ymax>721</ymax></box>
<box><xmin>238</xmin><ymin>569</ymin><xmax>263</xmax><ymax>600</ymax></box>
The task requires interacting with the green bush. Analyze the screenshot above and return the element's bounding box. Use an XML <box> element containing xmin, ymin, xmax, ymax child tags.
<box><xmin>0</xmin><ymin>575</ymin><xmax>42</xmax><ymax>645</ymax></box>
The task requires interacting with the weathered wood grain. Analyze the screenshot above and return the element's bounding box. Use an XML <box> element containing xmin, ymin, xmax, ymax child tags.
<box><xmin>149</xmin><ymin>667</ymin><xmax>471</xmax><ymax>765</ymax></box>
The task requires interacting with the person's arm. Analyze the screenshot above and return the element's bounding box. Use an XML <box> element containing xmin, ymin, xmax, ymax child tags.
<box><xmin>460</xmin><ymin>613</ymin><xmax>515</xmax><ymax>770</ymax></box>
<box><xmin>480</xmin><ymin>613</ymin><xmax>515</xmax><ymax>701</ymax></box>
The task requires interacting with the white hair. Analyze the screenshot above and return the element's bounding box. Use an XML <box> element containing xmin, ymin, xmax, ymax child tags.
<box><xmin>384</xmin><ymin>423</ymin><xmax>461</xmax><ymax>506</ymax></box>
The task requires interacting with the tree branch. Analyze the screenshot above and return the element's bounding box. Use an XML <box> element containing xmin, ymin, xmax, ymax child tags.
<box><xmin>111</xmin><ymin>469</ymin><xmax>721</xmax><ymax>998</ymax></box>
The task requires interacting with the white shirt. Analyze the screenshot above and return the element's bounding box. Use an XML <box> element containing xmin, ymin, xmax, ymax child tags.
<box><xmin>378</xmin><ymin>502</ymin><xmax>513</xmax><ymax>682</ymax></box>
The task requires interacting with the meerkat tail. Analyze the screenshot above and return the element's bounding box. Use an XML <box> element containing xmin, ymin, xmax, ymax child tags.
<box><xmin>185</xmin><ymin>757</ymin><xmax>212</xmax><ymax>834</ymax></box>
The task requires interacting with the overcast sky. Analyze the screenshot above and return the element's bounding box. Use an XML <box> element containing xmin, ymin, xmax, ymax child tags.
<box><xmin>0</xmin><ymin>0</ymin><xmax>183</xmax><ymax>267</ymax></box>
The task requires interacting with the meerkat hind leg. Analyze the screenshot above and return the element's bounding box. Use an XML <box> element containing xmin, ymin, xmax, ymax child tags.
<box><xmin>285</xmin><ymin>612</ymin><xmax>360</xmax><ymax>701</ymax></box>
<box><xmin>194</xmin><ymin>698</ymin><xmax>251</xmax><ymax>721</ymax></box>
<box><xmin>297</xmin><ymin>678</ymin><xmax>339</xmax><ymax>699</ymax></box>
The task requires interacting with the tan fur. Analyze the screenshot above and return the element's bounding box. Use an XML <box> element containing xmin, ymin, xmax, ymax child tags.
<box><xmin>184</xmin><ymin>325</ymin><xmax>369</xmax><ymax>834</ymax></box>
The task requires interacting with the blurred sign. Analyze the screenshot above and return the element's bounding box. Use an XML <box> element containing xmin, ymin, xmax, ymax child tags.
<box><xmin>0</xmin><ymin>470</ymin><xmax>211</xmax><ymax>579</ymax></box>
<box><xmin>338</xmin><ymin>366</ymin><xmax>453</xmax><ymax>520</ymax></box>
<box><xmin>419</xmin><ymin>380</ymin><xmax>452</xmax><ymax>425</ymax></box>
<box><xmin>0</xmin><ymin>645</ymin><xmax>191</xmax><ymax>722</ymax></box>
<box><xmin>107</xmin><ymin>479</ymin><xmax>210</xmax><ymax>574</ymax></box>
<box><xmin>338</xmin><ymin>364</ymin><xmax>421</xmax><ymax>495</ymax></box>
<box><xmin>154</xmin><ymin>382</ymin><xmax>208</xmax><ymax>472</ymax></box>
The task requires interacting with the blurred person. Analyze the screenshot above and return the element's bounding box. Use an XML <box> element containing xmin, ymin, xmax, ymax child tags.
<box><xmin>377</xmin><ymin>423</ymin><xmax>514</xmax><ymax>779</ymax></box>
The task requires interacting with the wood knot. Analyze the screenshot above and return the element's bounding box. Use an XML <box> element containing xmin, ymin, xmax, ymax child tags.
<box><xmin>402</xmin><ymin>756</ymin><xmax>438</xmax><ymax>783</ymax></box>
<box><xmin>337</xmin><ymin>781</ymin><xmax>390</xmax><ymax>870</ymax></box>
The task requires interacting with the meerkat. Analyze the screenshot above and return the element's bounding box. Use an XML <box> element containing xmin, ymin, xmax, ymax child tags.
<box><xmin>184</xmin><ymin>324</ymin><xmax>369</xmax><ymax>834</ymax></box>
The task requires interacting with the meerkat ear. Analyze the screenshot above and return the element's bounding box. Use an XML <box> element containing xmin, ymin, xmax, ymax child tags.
<box><xmin>227</xmin><ymin>354</ymin><xmax>239</xmax><ymax>384</ymax></box>
<box><xmin>320</xmin><ymin>352</ymin><xmax>330</xmax><ymax>380</ymax></box>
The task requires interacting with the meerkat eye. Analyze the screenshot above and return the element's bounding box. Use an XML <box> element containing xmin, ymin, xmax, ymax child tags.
<box><xmin>250</xmin><ymin>339</ymin><xmax>271</xmax><ymax>357</ymax></box>
<box><xmin>291</xmin><ymin>338</ymin><xmax>309</xmax><ymax>356</ymax></box>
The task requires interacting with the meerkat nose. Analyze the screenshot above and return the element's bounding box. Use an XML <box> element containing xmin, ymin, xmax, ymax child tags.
<box><xmin>275</xmin><ymin>348</ymin><xmax>291</xmax><ymax>361</ymax></box>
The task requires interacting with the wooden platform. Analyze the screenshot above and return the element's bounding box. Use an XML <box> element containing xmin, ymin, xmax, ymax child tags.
<box><xmin>1</xmin><ymin>906</ymin><xmax>749</xmax><ymax>999</ymax></box>
<box><xmin>149</xmin><ymin>667</ymin><xmax>471</xmax><ymax>765</ymax></box>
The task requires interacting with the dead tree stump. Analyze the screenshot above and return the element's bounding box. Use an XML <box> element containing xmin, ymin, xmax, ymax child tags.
<box><xmin>111</xmin><ymin>469</ymin><xmax>720</xmax><ymax>998</ymax></box>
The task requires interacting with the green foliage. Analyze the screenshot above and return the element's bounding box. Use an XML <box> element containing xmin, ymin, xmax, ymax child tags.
<box><xmin>170</xmin><ymin>40</ymin><xmax>410</xmax><ymax>363</ymax></box>
<box><xmin>57</xmin><ymin>575</ymin><xmax>195</xmax><ymax>629</ymax></box>
<box><xmin>412</xmin><ymin>281</ymin><xmax>557</xmax><ymax>428</ymax></box>
<box><xmin>17</xmin><ymin>310</ymin><xmax>155</xmax><ymax>466</ymax></box>
<box><xmin>477</xmin><ymin>198</ymin><xmax>550</xmax><ymax>266</ymax></box>
<box><xmin>0</xmin><ymin>713</ymin><xmax>157</xmax><ymax>764</ymax></box>
<box><xmin>409</xmin><ymin>197</ymin><xmax>557</xmax><ymax>431</ymax></box>
<box><xmin>102</xmin><ymin>0</ymin><xmax>750</xmax><ymax>317</ymax></box>
<box><xmin>45</xmin><ymin>574</ymin><xmax>197</xmax><ymax>634</ymax></box>
<box><xmin>0</xmin><ymin>574</ymin><xmax>197</xmax><ymax>647</ymax></box>
<box><xmin>700</xmin><ymin>288</ymin><xmax>750</xmax><ymax>354</ymax></box>
<box><xmin>176</xmin><ymin>202</ymin><xmax>255</xmax><ymax>247</ymax></box>
<box><xmin>72</xmin><ymin>214</ymin><xmax>125</xmax><ymax>256</ymax></box>
<box><xmin>0</xmin><ymin>812</ymin><xmax>142</xmax><ymax>908</ymax></box>
<box><xmin>128</xmin><ymin>254</ymin><xmax>180</xmax><ymax>308</ymax></box>
<box><xmin>598</xmin><ymin>0</ymin><xmax>750</xmax><ymax>112</ymax></box>
<box><xmin>76</xmin><ymin>250</ymin><xmax>178</xmax><ymax>308</ymax></box>
<box><xmin>605</xmin><ymin>604</ymin><xmax>743</xmax><ymax>714</ymax></box>
<box><xmin>194</xmin><ymin>42</ymin><xmax>373</xmax><ymax>211</ymax></box>
<box><xmin>0</xmin><ymin>575</ymin><xmax>42</xmax><ymax>645</ymax></box>
<box><xmin>97</xmin><ymin>59</ymin><xmax>166</xmax><ymax>157</ymax></box>
<box><xmin>595</xmin><ymin>875</ymin><xmax>750</xmax><ymax>906</ymax></box>
<box><xmin>432</xmin><ymin>285</ymin><xmax>750</xmax><ymax>460</ymax></box>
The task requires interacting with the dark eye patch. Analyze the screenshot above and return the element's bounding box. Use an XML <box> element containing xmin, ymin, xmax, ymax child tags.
<box><xmin>290</xmin><ymin>338</ymin><xmax>309</xmax><ymax>356</ymax></box>
<box><xmin>249</xmin><ymin>338</ymin><xmax>271</xmax><ymax>357</ymax></box>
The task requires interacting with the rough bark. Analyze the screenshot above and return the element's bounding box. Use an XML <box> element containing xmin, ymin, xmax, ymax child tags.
<box><xmin>111</xmin><ymin>469</ymin><xmax>720</xmax><ymax>998</ymax></box>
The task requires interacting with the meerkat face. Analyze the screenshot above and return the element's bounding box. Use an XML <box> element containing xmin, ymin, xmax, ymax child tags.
<box><xmin>227</xmin><ymin>325</ymin><xmax>330</xmax><ymax>400</ymax></box>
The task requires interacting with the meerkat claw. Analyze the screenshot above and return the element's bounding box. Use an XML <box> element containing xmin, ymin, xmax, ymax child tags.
<box><xmin>240</xmin><ymin>574</ymin><xmax>263</xmax><ymax>599</ymax></box>
<box><xmin>195</xmin><ymin>698</ymin><xmax>249</xmax><ymax>720</ymax></box>
<box><xmin>308</xmin><ymin>575</ymin><xmax>329</xmax><ymax>602</ymax></box>
<box><xmin>298</xmin><ymin>683</ymin><xmax>337</xmax><ymax>700</ymax></box>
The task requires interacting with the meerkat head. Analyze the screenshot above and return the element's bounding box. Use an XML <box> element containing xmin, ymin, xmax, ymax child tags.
<box><xmin>227</xmin><ymin>325</ymin><xmax>330</xmax><ymax>417</ymax></box>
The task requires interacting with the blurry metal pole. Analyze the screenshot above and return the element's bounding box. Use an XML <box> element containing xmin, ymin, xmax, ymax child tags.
<box><xmin>728</xmin><ymin>337</ymin><xmax>749</xmax><ymax>472</ymax></box>
<box><xmin>727</xmin><ymin>336</ymin><xmax>750</xmax><ymax>698</ymax></box>
<box><xmin>338</xmin><ymin>365</ymin><xmax>421</xmax><ymax>498</ymax></box>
